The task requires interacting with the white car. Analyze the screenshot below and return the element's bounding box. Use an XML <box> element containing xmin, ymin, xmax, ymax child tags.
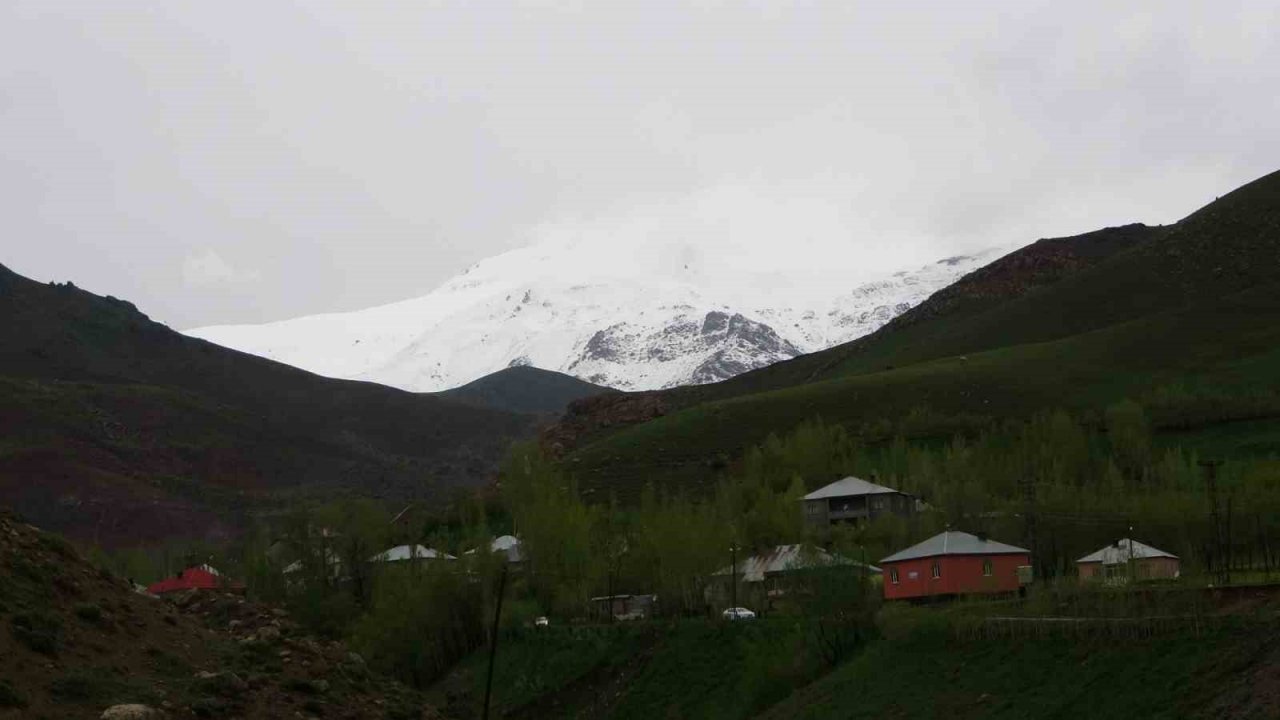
<box><xmin>722</xmin><ymin>607</ymin><xmax>756</xmax><ymax>621</ymax></box>
<box><xmin>534</xmin><ymin>616</ymin><xmax>549</xmax><ymax>628</ymax></box>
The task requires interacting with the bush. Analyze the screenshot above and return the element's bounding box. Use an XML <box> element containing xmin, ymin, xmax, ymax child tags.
<box><xmin>74</xmin><ymin>602</ymin><xmax>104</xmax><ymax>623</ymax></box>
<box><xmin>0</xmin><ymin>679</ymin><xmax>27</xmax><ymax>709</ymax></box>
<box><xmin>36</xmin><ymin>532</ymin><xmax>79</xmax><ymax>560</ymax></box>
<box><xmin>11</xmin><ymin>611</ymin><xmax>63</xmax><ymax>655</ymax></box>
<box><xmin>351</xmin><ymin>566</ymin><xmax>485</xmax><ymax>688</ymax></box>
<box><xmin>48</xmin><ymin>672</ymin><xmax>98</xmax><ymax>702</ymax></box>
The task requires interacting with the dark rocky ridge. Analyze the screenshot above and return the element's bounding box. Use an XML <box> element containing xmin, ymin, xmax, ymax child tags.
<box><xmin>0</xmin><ymin>263</ymin><xmax>534</xmax><ymax>547</ymax></box>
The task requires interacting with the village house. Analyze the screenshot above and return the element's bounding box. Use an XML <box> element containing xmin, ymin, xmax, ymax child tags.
<box><xmin>463</xmin><ymin>535</ymin><xmax>523</xmax><ymax>564</ymax></box>
<box><xmin>1077</xmin><ymin>539</ymin><xmax>1179</xmax><ymax>584</ymax></box>
<box><xmin>369</xmin><ymin>544</ymin><xmax>456</xmax><ymax>563</ymax></box>
<box><xmin>801</xmin><ymin>476</ymin><xmax>915</xmax><ymax>527</ymax></box>
<box><xmin>147</xmin><ymin>564</ymin><xmax>243</xmax><ymax>595</ymax></box>
<box><xmin>880</xmin><ymin>531</ymin><xmax>1030</xmax><ymax>601</ymax></box>
<box><xmin>708</xmin><ymin>544</ymin><xmax>880</xmax><ymax>611</ymax></box>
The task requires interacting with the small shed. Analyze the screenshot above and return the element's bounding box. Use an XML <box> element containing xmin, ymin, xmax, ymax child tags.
<box><xmin>1077</xmin><ymin>539</ymin><xmax>1179</xmax><ymax>583</ymax></box>
<box><xmin>880</xmin><ymin>531</ymin><xmax>1030</xmax><ymax>601</ymax></box>
<box><xmin>590</xmin><ymin>594</ymin><xmax>656</xmax><ymax>621</ymax></box>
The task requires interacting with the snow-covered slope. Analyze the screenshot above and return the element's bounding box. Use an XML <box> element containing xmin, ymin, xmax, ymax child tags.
<box><xmin>187</xmin><ymin>236</ymin><xmax>1008</xmax><ymax>392</ymax></box>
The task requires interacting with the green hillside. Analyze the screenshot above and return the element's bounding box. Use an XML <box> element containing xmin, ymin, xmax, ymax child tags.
<box><xmin>438</xmin><ymin>365</ymin><xmax>612</xmax><ymax>415</ymax></box>
<box><xmin>429</xmin><ymin>610</ymin><xmax>1279</xmax><ymax>720</ymax></box>
<box><xmin>756</xmin><ymin>614</ymin><xmax>1277</xmax><ymax>720</ymax></box>
<box><xmin>561</xmin><ymin>170</ymin><xmax>1280</xmax><ymax>496</ymax></box>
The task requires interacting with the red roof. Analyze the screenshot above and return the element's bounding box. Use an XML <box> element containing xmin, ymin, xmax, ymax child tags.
<box><xmin>146</xmin><ymin>565</ymin><xmax>242</xmax><ymax>595</ymax></box>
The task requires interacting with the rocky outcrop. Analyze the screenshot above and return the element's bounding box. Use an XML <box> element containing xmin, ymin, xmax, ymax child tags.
<box><xmin>101</xmin><ymin>706</ymin><xmax>162</xmax><ymax>720</ymax></box>
<box><xmin>541</xmin><ymin>392</ymin><xmax>670</xmax><ymax>457</ymax></box>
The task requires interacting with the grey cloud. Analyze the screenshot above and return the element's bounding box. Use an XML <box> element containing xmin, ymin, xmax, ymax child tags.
<box><xmin>1</xmin><ymin>0</ymin><xmax>1277</xmax><ymax>327</ymax></box>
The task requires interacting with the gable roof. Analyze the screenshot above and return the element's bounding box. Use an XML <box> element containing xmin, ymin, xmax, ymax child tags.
<box><xmin>1077</xmin><ymin>538</ymin><xmax>1178</xmax><ymax>564</ymax></box>
<box><xmin>803</xmin><ymin>476</ymin><xmax>903</xmax><ymax>501</ymax></box>
<box><xmin>369</xmin><ymin>544</ymin><xmax>456</xmax><ymax>562</ymax></box>
<box><xmin>881</xmin><ymin>531</ymin><xmax>1029</xmax><ymax>563</ymax></box>
<box><xmin>712</xmin><ymin>544</ymin><xmax>880</xmax><ymax>582</ymax></box>
<box><xmin>146</xmin><ymin>565</ymin><xmax>240</xmax><ymax>595</ymax></box>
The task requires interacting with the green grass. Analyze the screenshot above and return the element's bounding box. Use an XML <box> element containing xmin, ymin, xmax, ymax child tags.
<box><xmin>757</xmin><ymin>617</ymin><xmax>1273</xmax><ymax>720</ymax></box>
<box><xmin>435</xmin><ymin>620</ymin><xmax>811</xmax><ymax>719</ymax></box>
<box><xmin>434</xmin><ymin>608</ymin><xmax>1279</xmax><ymax>720</ymax></box>
<box><xmin>433</xmin><ymin>624</ymin><xmax>650</xmax><ymax>713</ymax></box>
<box><xmin>607</xmin><ymin>620</ymin><xmax>807</xmax><ymax>720</ymax></box>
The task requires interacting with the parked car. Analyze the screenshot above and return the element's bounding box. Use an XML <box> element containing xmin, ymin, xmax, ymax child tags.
<box><xmin>534</xmin><ymin>616</ymin><xmax>549</xmax><ymax>628</ymax></box>
<box><xmin>721</xmin><ymin>607</ymin><xmax>756</xmax><ymax>621</ymax></box>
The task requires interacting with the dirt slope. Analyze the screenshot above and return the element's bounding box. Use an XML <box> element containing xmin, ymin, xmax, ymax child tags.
<box><xmin>0</xmin><ymin>510</ymin><xmax>441</xmax><ymax>719</ymax></box>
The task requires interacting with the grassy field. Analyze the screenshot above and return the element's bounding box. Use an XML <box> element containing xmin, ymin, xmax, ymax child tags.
<box><xmin>428</xmin><ymin>602</ymin><xmax>1280</xmax><ymax>720</ymax></box>
<box><xmin>758</xmin><ymin>611</ymin><xmax>1277</xmax><ymax>720</ymax></box>
<box><xmin>431</xmin><ymin>619</ymin><xmax>813</xmax><ymax>720</ymax></box>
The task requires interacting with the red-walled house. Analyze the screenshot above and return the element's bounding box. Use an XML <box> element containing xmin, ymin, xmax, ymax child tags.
<box><xmin>146</xmin><ymin>564</ymin><xmax>243</xmax><ymax>595</ymax></box>
<box><xmin>880</xmin><ymin>531</ymin><xmax>1030</xmax><ymax>601</ymax></box>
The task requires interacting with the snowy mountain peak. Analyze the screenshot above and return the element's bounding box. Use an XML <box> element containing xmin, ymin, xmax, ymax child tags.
<box><xmin>186</xmin><ymin>244</ymin><xmax>1008</xmax><ymax>392</ymax></box>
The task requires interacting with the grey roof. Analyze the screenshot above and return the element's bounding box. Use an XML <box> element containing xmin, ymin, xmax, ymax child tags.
<box><xmin>1077</xmin><ymin>538</ymin><xmax>1178</xmax><ymax>565</ymax></box>
<box><xmin>370</xmin><ymin>544</ymin><xmax>456</xmax><ymax>562</ymax></box>
<box><xmin>881</xmin><ymin>531</ymin><xmax>1029</xmax><ymax>563</ymax></box>
<box><xmin>463</xmin><ymin>535</ymin><xmax>524</xmax><ymax>563</ymax></box>
<box><xmin>802</xmin><ymin>476</ymin><xmax>903</xmax><ymax>501</ymax></box>
<box><xmin>712</xmin><ymin>544</ymin><xmax>880</xmax><ymax>582</ymax></box>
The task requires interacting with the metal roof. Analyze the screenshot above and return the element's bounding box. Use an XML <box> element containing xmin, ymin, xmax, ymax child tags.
<box><xmin>463</xmin><ymin>535</ymin><xmax>524</xmax><ymax>563</ymax></box>
<box><xmin>370</xmin><ymin>544</ymin><xmax>456</xmax><ymax>562</ymax></box>
<box><xmin>712</xmin><ymin>544</ymin><xmax>880</xmax><ymax>582</ymax></box>
<box><xmin>802</xmin><ymin>476</ymin><xmax>903</xmax><ymax>501</ymax></box>
<box><xmin>1077</xmin><ymin>538</ymin><xmax>1178</xmax><ymax>564</ymax></box>
<box><xmin>881</xmin><ymin>531</ymin><xmax>1029</xmax><ymax>563</ymax></box>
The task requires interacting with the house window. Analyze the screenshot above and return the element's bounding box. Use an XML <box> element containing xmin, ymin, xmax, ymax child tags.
<box><xmin>890</xmin><ymin>568</ymin><xmax>899</xmax><ymax>584</ymax></box>
<box><xmin>983</xmin><ymin>559</ymin><xmax>993</xmax><ymax>577</ymax></box>
<box><xmin>931</xmin><ymin>561</ymin><xmax>941</xmax><ymax>579</ymax></box>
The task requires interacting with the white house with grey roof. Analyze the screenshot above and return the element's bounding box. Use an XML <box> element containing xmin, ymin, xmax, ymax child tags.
<box><xmin>1077</xmin><ymin>539</ymin><xmax>1179</xmax><ymax>583</ymax></box>
<box><xmin>802</xmin><ymin>476</ymin><xmax>915</xmax><ymax>527</ymax></box>
<box><xmin>369</xmin><ymin>544</ymin><xmax>456</xmax><ymax>563</ymax></box>
<box><xmin>707</xmin><ymin>544</ymin><xmax>880</xmax><ymax>611</ymax></box>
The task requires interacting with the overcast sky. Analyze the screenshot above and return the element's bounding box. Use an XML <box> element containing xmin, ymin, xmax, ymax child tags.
<box><xmin>3</xmin><ymin>1</ymin><xmax>1278</xmax><ymax>328</ymax></box>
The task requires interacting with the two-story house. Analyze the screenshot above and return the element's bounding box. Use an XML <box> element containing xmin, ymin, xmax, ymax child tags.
<box><xmin>801</xmin><ymin>476</ymin><xmax>915</xmax><ymax>527</ymax></box>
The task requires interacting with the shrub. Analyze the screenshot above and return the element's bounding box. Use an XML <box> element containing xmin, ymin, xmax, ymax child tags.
<box><xmin>0</xmin><ymin>679</ymin><xmax>27</xmax><ymax>709</ymax></box>
<box><xmin>36</xmin><ymin>532</ymin><xmax>79</xmax><ymax>560</ymax></box>
<box><xmin>48</xmin><ymin>671</ymin><xmax>99</xmax><ymax>702</ymax></box>
<box><xmin>11</xmin><ymin>611</ymin><xmax>63</xmax><ymax>655</ymax></box>
<box><xmin>74</xmin><ymin>602</ymin><xmax>104</xmax><ymax>623</ymax></box>
<box><xmin>351</xmin><ymin>566</ymin><xmax>485</xmax><ymax>688</ymax></box>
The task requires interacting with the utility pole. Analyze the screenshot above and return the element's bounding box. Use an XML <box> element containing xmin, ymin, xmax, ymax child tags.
<box><xmin>730</xmin><ymin>544</ymin><xmax>738</xmax><ymax>613</ymax></box>
<box><xmin>482</xmin><ymin>562</ymin><xmax>509</xmax><ymax>720</ymax></box>
<box><xmin>1020</xmin><ymin>476</ymin><xmax>1039</xmax><ymax>580</ymax></box>
<box><xmin>1200</xmin><ymin>459</ymin><xmax>1225</xmax><ymax>586</ymax></box>
<box><xmin>1127</xmin><ymin>525</ymin><xmax>1134</xmax><ymax>585</ymax></box>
